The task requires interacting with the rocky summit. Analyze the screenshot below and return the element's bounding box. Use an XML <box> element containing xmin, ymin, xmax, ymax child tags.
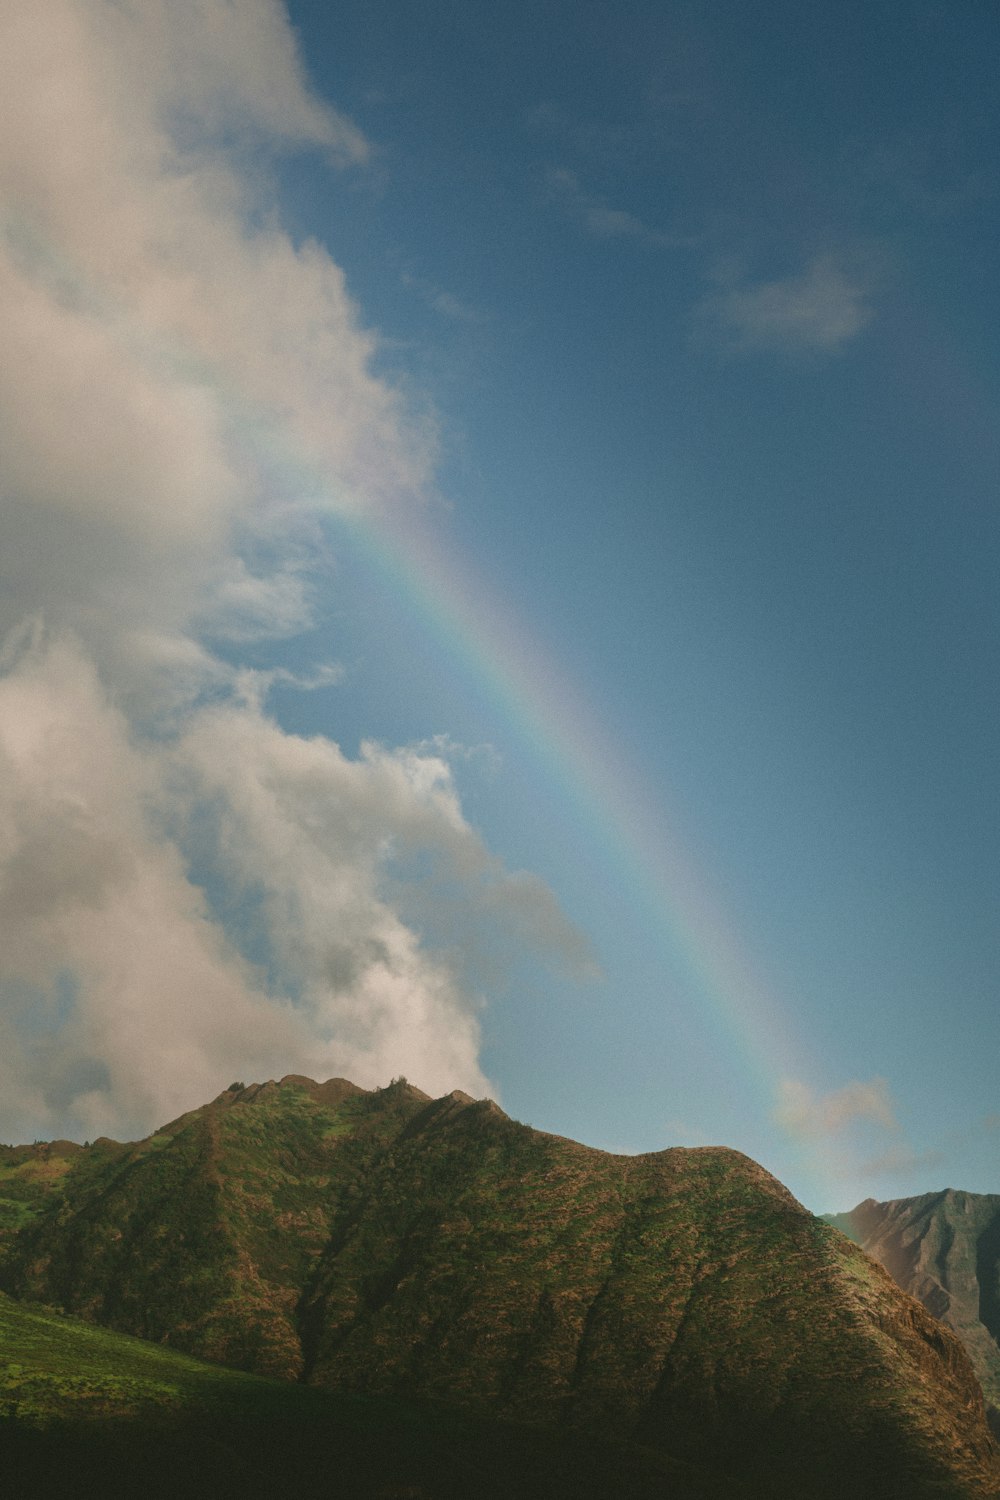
<box><xmin>3</xmin><ymin>1077</ymin><xmax>999</xmax><ymax>1497</ymax></box>
<box><xmin>827</xmin><ymin>1189</ymin><xmax>1000</xmax><ymax>1438</ymax></box>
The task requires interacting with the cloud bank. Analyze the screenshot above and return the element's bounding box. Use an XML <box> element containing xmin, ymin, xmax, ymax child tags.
<box><xmin>0</xmin><ymin>0</ymin><xmax>583</xmax><ymax>1142</ymax></box>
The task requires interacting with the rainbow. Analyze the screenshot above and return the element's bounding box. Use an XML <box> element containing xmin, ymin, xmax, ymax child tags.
<box><xmin>336</xmin><ymin>501</ymin><xmax>849</xmax><ymax>1208</ymax></box>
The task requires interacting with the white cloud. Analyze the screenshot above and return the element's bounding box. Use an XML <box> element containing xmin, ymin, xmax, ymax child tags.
<box><xmin>171</xmin><ymin>706</ymin><xmax>500</xmax><ymax>1087</ymax></box>
<box><xmin>0</xmin><ymin>626</ymin><xmax>511</xmax><ymax>1145</ymax></box>
<box><xmin>0</xmin><ymin>1</ymin><xmax>588</xmax><ymax>1143</ymax></box>
<box><xmin>406</xmin><ymin>733</ymin><xmax>502</xmax><ymax>777</ymax></box>
<box><xmin>103</xmin><ymin>0</ymin><xmax>369</xmax><ymax>160</ymax></box>
<box><xmin>231</xmin><ymin>662</ymin><xmax>346</xmax><ymax>711</ymax></box>
<box><xmin>703</xmin><ymin>253</ymin><xmax>873</xmax><ymax>353</ymax></box>
<box><xmin>0</xmin><ymin>634</ymin><xmax>309</xmax><ymax>1140</ymax></box>
<box><xmin>775</xmin><ymin>1076</ymin><xmax>898</xmax><ymax>1138</ymax></box>
<box><xmin>0</xmin><ymin>0</ymin><xmax>432</xmax><ymax>662</ymax></box>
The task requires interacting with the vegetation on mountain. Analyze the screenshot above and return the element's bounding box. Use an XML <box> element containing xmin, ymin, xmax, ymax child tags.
<box><xmin>0</xmin><ymin>1139</ymin><xmax>86</xmax><ymax>1237</ymax></box>
<box><xmin>2</xmin><ymin>1291</ymin><xmax>738</xmax><ymax>1499</ymax></box>
<box><xmin>827</xmin><ymin>1190</ymin><xmax>1000</xmax><ymax>1435</ymax></box>
<box><xmin>3</xmin><ymin>1077</ymin><xmax>999</xmax><ymax>1497</ymax></box>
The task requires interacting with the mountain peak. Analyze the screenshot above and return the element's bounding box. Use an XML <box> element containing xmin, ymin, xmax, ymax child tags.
<box><xmin>826</xmin><ymin>1188</ymin><xmax>1000</xmax><ymax>1438</ymax></box>
<box><xmin>2</xmin><ymin>1085</ymin><xmax>998</xmax><ymax>1496</ymax></box>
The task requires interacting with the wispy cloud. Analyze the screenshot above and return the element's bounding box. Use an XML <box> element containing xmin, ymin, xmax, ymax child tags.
<box><xmin>855</xmin><ymin>128</ymin><xmax>993</xmax><ymax>221</ymax></box>
<box><xmin>702</xmin><ymin>253</ymin><xmax>873</xmax><ymax>354</ymax></box>
<box><xmin>401</xmin><ymin>271</ymin><xmax>484</xmax><ymax>325</ymax></box>
<box><xmin>852</xmin><ymin>1111</ymin><xmax>1000</xmax><ymax>1186</ymax></box>
<box><xmin>854</xmin><ymin>1143</ymin><xmax>945</xmax><ymax>1180</ymax></box>
<box><xmin>406</xmin><ymin>733</ymin><xmax>503</xmax><ymax>777</ymax></box>
<box><xmin>546</xmin><ymin>167</ymin><xmax>689</xmax><ymax>249</ymax></box>
<box><xmin>231</xmin><ymin>662</ymin><xmax>346</xmax><ymax>711</ymax></box>
<box><xmin>775</xmin><ymin>1076</ymin><xmax>897</xmax><ymax>1137</ymax></box>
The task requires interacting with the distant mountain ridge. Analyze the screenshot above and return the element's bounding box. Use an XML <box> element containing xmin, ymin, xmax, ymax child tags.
<box><xmin>2</xmin><ymin>1076</ymin><xmax>999</xmax><ymax>1497</ymax></box>
<box><xmin>826</xmin><ymin>1189</ymin><xmax>1000</xmax><ymax>1433</ymax></box>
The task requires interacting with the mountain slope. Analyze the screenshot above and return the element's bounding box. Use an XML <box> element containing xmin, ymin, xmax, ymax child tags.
<box><xmin>4</xmin><ymin>1077</ymin><xmax>999</xmax><ymax>1497</ymax></box>
<box><xmin>0</xmin><ymin>1138</ymin><xmax>86</xmax><ymax>1235</ymax></box>
<box><xmin>827</xmin><ymin>1190</ymin><xmax>1000</xmax><ymax>1428</ymax></box>
<box><xmin>1</xmin><ymin>1075</ymin><xmax>373</xmax><ymax>1377</ymax></box>
<box><xmin>2</xmin><ymin>1291</ymin><xmax>738</xmax><ymax>1500</ymax></box>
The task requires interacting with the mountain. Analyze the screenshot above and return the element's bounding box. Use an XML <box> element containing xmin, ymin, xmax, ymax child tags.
<box><xmin>3</xmin><ymin>1076</ymin><xmax>999</xmax><ymax>1497</ymax></box>
<box><xmin>826</xmin><ymin>1191</ymin><xmax>1000</xmax><ymax>1432</ymax></box>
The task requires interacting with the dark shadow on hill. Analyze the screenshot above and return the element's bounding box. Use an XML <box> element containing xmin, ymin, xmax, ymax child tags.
<box><xmin>976</xmin><ymin>1212</ymin><xmax>1000</xmax><ymax>1348</ymax></box>
<box><xmin>1</xmin><ymin>1397</ymin><xmax>755</xmax><ymax>1500</ymax></box>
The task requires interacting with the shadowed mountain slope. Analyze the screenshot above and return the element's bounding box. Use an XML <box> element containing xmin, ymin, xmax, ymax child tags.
<box><xmin>3</xmin><ymin>1077</ymin><xmax>999</xmax><ymax>1497</ymax></box>
<box><xmin>1</xmin><ymin>1291</ymin><xmax>739</xmax><ymax>1499</ymax></box>
<box><xmin>827</xmin><ymin>1191</ymin><xmax>1000</xmax><ymax>1432</ymax></box>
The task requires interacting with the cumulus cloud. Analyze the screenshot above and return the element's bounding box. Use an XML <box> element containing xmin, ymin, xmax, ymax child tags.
<box><xmin>702</xmin><ymin>253</ymin><xmax>873</xmax><ymax>353</ymax></box>
<box><xmin>0</xmin><ymin>1</ymin><xmax>586</xmax><ymax>1143</ymax></box>
<box><xmin>774</xmin><ymin>1076</ymin><xmax>898</xmax><ymax>1137</ymax></box>
<box><xmin>0</xmin><ymin>634</ymin><xmax>306</xmax><ymax>1139</ymax></box>
<box><xmin>0</xmin><ymin>0</ymin><xmax>431</xmax><ymax>657</ymax></box>
<box><xmin>0</xmin><ymin>627</ymin><xmax>525</xmax><ymax>1143</ymax></box>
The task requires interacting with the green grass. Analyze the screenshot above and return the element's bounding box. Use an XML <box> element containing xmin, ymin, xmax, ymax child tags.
<box><xmin>0</xmin><ymin>1198</ymin><xmax>39</xmax><ymax>1231</ymax></box>
<box><xmin>0</xmin><ymin>1291</ymin><xmax>305</xmax><ymax>1426</ymax></box>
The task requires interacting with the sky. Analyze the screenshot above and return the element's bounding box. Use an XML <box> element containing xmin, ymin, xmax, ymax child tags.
<box><xmin>0</xmin><ymin>0</ymin><xmax>997</xmax><ymax>1212</ymax></box>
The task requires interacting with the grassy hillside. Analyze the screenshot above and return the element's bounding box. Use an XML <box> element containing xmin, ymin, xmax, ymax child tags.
<box><xmin>0</xmin><ymin>1291</ymin><xmax>745</xmax><ymax>1499</ymax></box>
<box><xmin>4</xmin><ymin>1077</ymin><xmax>999</xmax><ymax>1497</ymax></box>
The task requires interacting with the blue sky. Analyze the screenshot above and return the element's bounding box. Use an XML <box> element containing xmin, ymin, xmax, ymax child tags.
<box><xmin>0</xmin><ymin>0</ymin><xmax>997</xmax><ymax>1211</ymax></box>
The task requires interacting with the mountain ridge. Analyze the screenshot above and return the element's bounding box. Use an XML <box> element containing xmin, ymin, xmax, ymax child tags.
<box><xmin>3</xmin><ymin>1075</ymin><xmax>999</xmax><ymax>1497</ymax></box>
<box><xmin>826</xmin><ymin>1188</ymin><xmax>1000</xmax><ymax>1437</ymax></box>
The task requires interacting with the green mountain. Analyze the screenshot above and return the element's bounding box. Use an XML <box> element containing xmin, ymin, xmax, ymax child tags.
<box><xmin>827</xmin><ymin>1191</ymin><xmax>1000</xmax><ymax>1433</ymax></box>
<box><xmin>3</xmin><ymin>1077</ymin><xmax>999</xmax><ymax>1497</ymax></box>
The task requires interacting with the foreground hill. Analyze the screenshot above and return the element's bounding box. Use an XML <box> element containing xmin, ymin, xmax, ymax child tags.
<box><xmin>3</xmin><ymin>1077</ymin><xmax>999</xmax><ymax>1497</ymax></box>
<box><xmin>1</xmin><ymin>1291</ymin><xmax>734</xmax><ymax>1499</ymax></box>
<box><xmin>827</xmin><ymin>1191</ymin><xmax>1000</xmax><ymax>1431</ymax></box>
